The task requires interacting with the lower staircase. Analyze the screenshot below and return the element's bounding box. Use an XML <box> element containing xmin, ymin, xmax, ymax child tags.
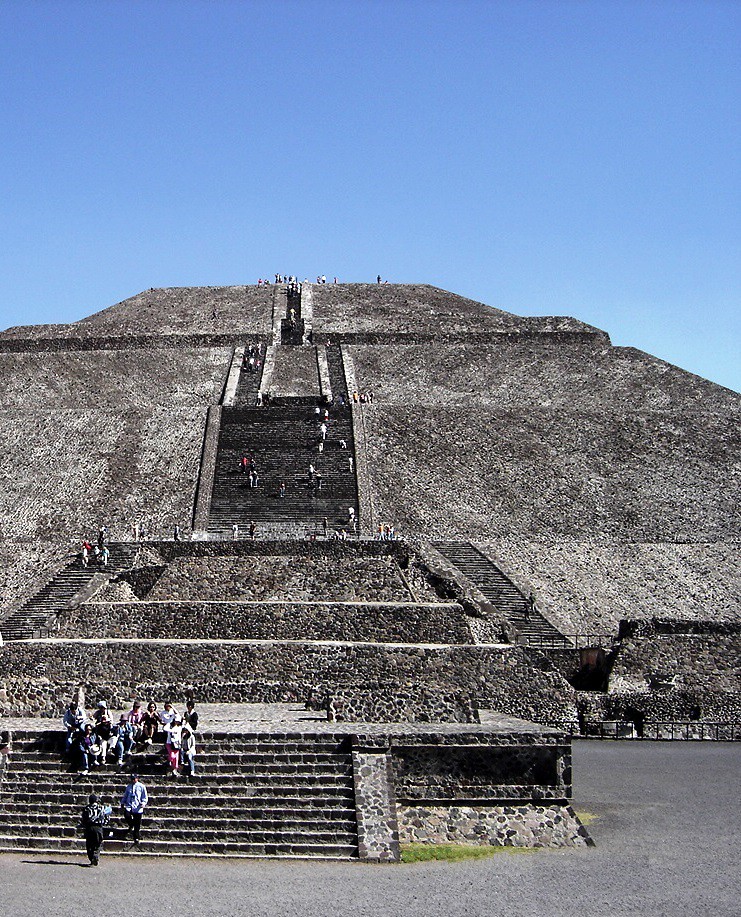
<box><xmin>433</xmin><ymin>541</ymin><xmax>571</xmax><ymax>647</ymax></box>
<box><xmin>208</xmin><ymin>404</ymin><xmax>359</xmax><ymax>538</ymax></box>
<box><xmin>0</xmin><ymin>731</ymin><xmax>359</xmax><ymax>858</ymax></box>
<box><xmin>0</xmin><ymin>543</ymin><xmax>139</xmax><ymax>641</ymax></box>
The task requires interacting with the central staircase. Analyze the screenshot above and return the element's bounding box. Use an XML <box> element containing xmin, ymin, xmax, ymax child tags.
<box><xmin>0</xmin><ymin>731</ymin><xmax>359</xmax><ymax>858</ymax></box>
<box><xmin>208</xmin><ymin>405</ymin><xmax>359</xmax><ymax>537</ymax></box>
<box><xmin>433</xmin><ymin>541</ymin><xmax>570</xmax><ymax>646</ymax></box>
<box><xmin>0</xmin><ymin>543</ymin><xmax>139</xmax><ymax>641</ymax></box>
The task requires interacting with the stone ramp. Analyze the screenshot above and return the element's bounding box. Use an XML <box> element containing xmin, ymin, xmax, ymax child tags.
<box><xmin>433</xmin><ymin>542</ymin><xmax>571</xmax><ymax>646</ymax></box>
<box><xmin>208</xmin><ymin>404</ymin><xmax>358</xmax><ymax>536</ymax></box>
<box><xmin>0</xmin><ymin>544</ymin><xmax>139</xmax><ymax>641</ymax></box>
<box><xmin>0</xmin><ymin>730</ymin><xmax>359</xmax><ymax>859</ymax></box>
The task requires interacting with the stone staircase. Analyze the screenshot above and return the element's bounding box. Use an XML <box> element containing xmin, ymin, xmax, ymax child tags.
<box><xmin>0</xmin><ymin>731</ymin><xmax>359</xmax><ymax>858</ymax></box>
<box><xmin>281</xmin><ymin>286</ymin><xmax>304</xmax><ymax>345</ymax></box>
<box><xmin>433</xmin><ymin>542</ymin><xmax>571</xmax><ymax>646</ymax></box>
<box><xmin>325</xmin><ymin>343</ymin><xmax>349</xmax><ymax>401</ymax></box>
<box><xmin>234</xmin><ymin>345</ymin><xmax>266</xmax><ymax>408</ymax></box>
<box><xmin>0</xmin><ymin>543</ymin><xmax>139</xmax><ymax>641</ymax></box>
<box><xmin>208</xmin><ymin>404</ymin><xmax>359</xmax><ymax>537</ymax></box>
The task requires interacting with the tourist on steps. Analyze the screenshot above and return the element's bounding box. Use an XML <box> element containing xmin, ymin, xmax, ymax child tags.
<box><xmin>166</xmin><ymin>719</ymin><xmax>183</xmax><ymax>777</ymax></box>
<box><xmin>76</xmin><ymin>724</ymin><xmax>97</xmax><ymax>774</ymax></box>
<box><xmin>113</xmin><ymin>715</ymin><xmax>135</xmax><ymax>766</ymax></box>
<box><xmin>140</xmin><ymin>702</ymin><xmax>159</xmax><ymax>746</ymax></box>
<box><xmin>80</xmin><ymin>793</ymin><xmax>112</xmax><ymax>866</ymax></box>
<box><xmin>180</xmin><ymin>725</ymin><xmax>197</xmax><ymax>776</ymax></box>
<box><xmin>63</xmin><ymin>701</ymin><xmax>87</xmax><ymax>754</ymax></box>
<box><xmin>121</xmin><ymin>773</ymin><xmax>148</xmax><ymax>846</ymax></box>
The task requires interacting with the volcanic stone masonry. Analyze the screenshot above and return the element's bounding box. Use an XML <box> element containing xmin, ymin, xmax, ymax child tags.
<box><xmin>0</xmin><ymin>281</ymin><xmax>737</xmax><ymax>858</ymax></box>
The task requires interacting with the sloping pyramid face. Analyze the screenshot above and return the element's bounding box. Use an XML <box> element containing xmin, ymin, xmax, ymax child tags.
<box><xmin>0</xmin><ymin>282</ymin><xmax>737</xmax><ymax>635</ymax></box>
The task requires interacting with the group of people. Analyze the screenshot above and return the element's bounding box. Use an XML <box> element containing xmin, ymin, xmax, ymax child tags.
<box><xmin>243</xmin><ymin>342</ymin><xmax>263</xmax><ymax>374</ymax></box>
<box><xmin>81</xmin><ymin>525</ymin><xmax>110</xmax><ymax>567</ymax></box>
<box><xmin>63</xmin><ymin>698</ymin><xmax>199</xmax><ymax>778</ymax></box>
<box><xmin>80</xmin><ymin>771</ymin><xmax>149</xmax><ymax>864</ymax></box>
<box><xmin>376</xmin><ymin>523</ymin><xmax>398</xmax><ymax>541</ymax></box>
<box><xmin>81</xmin><ymin>541</ymin><xmax>110</xmax><ymax>568</ymax></box>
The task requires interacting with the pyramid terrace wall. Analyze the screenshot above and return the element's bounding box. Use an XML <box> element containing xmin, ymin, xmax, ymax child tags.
<box><xmin>0</xmin><ymin>348</ymin><xmax>231</xmax><ymax>549</ymax></box>
<box><xmin>0</xmin><ymin>640</ymin><xmax>578</xmax><ymax>725</ymax></box>
<box><xmin>360</xmin><ymin>403</ymin><xmax>737</xmax><ymax>541</ymax></box>
<box><xmin>137</xmin><ymin>553</ymin><xmax>430</xmax><ymax>603</ymax></box>
<box><xmin>476</xmin><ymin>540</ymin><xmax>741</xmax><ymax>635</ymax></box>
<box><xmin>54</xmin><ymin>599</ymin><xmax>472</xmax><ymax>644</ymax></box>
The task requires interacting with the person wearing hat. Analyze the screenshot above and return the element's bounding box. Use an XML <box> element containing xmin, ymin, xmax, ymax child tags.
<box><xmin>121</xmin><ymin>773</ymin><xmax>148</xmax><ymax>846</ymax></box>
<box><xmin>80</xmin><ymin>793</ymin><xmax>111</xmax><ymax>866</ymax></box>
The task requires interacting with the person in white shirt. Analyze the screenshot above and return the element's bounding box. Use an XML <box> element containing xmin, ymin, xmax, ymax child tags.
<box><xmin>166</xmin><ymin>719</ymin><xmax>183</xmax><ymax>777</ymax></box>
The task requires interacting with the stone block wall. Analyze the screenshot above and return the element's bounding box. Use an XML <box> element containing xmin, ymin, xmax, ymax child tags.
<box><xmin>397</xmin><ymin>803</ymin><xmax>591</xmax><ymax>848</ymax></box>
<box><xmin>55</xmin><ymin>600</ymin><xmax>471</xmax><ymax>644</ymax></box>
<box><xmin>141</xmin><ymin>551</ymin><xmax>423</xmax><ymax>603</ymax></box>
<box><xmin>328</xmin><ymin>688</ymin><xmax>478</xmax><ymax>723</ymax></box>
<box><xmin>391</xmin><ymin>743</ymin><xmax>563</xmax><ymax>800</ymax></box>
<box><xmin>0</xmin><ymin>640</ymin><xmax>577</xmax><ymax>724</ymax></box>
<box><xmin>351</xmin><ymin>749</ymin><xmax>400</xmax><ymax>861</ymax></box>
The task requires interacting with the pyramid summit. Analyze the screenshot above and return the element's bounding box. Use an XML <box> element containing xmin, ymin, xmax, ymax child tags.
<box><xmin>0</xmin><ymin>280</ymin><xmax>737</xmax><ymax>858</ymax></box>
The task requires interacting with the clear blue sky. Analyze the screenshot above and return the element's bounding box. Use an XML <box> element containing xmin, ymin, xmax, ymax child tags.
<box><xmin>0</xmin><ymin>0</ymin><xmax>738</xmax><ymax>391</ymax></box>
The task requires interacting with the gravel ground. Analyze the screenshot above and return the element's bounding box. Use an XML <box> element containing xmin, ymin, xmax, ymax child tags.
<box><xmin>3</xmin><ymin>740</ymin><xmax>739</xmax><ymax>917</ymax></box>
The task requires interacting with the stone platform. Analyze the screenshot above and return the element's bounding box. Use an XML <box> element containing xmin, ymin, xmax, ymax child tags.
<box><xmin>0</xmin><ymin>704</ymin><xmax>590</xmax><ymax>860</ymax></box>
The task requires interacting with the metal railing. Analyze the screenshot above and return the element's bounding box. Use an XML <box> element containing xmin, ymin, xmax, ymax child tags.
<box><xmin>566</xmin><ymin>721</ymin><xmax>741</xmax><ymax>741</ymax></box>
<box><xmin>522</xmin><ymin>632</ymin><xmax>618</xmax><ymax>650</ymax></box>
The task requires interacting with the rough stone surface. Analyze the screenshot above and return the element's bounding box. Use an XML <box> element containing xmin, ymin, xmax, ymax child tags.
<box><xmin>0</xmin><ymin>640</ymin><xmax>577</xmax><ymax>724</ymax></box>
<box><xmin>55</xmin><ymin>599</ymin><xmax>471</xmax><ymax>644</ymax></box>
<box><xmin>269</xmin><ymin>346</ymin><xmax>320</xmax><ymax>399</ymax></box>
<box><xmin>312</xmin><ymin>284</ymin><xmax>604</xmax><ymax>339</ymax></box>
<box><xmin>0</xmin><ymin>286</ymin><xmax>274</xmax><ymax>339</ymax></box>
<box><xmin>352</xmin><ymin>750</ymin><xmax>400</xmax><ymax>861</ymax></box>
<box><xmin>145</xmin><ymin>553</ymin><xmax>421</xmax><ymax>602</ymax></box>
<box><xmin>397</xmin><ymin>803</ymin><xmax>591</xmax><ymax>847</ymax></box>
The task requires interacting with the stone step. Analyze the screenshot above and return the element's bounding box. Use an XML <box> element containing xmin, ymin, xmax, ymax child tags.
<box><xmin>0</xmin><ymin>822</ymin><xmax>359</xmax><ymax>844</ymax></box>
<box><xmin>208</xmin><ymin>403</ymin><xmax>358</xmax><ymax>534</ymax></box>
<box><xmin>434</xmin><ymin>541</ymin><xmax>570</xmax><ymax>645</ymax></box>
<box><xmin>0</xmin><ymin>785</ymin><xmax>355</xmax><ymax>818</ymax></box>
<box><xmin>0</xmin><ymin>836</ymin><xmax>358</xmax><ymax>858</ymax></box>
<box><xmin>4</xmin><ymin>785</ymin><xmax>357</xmax><ymax>803</ymax></box>
<box><xmin>0</xmin><ymin>809</ymin><xmax>357</xmax><ymax>828</ymax></box>
<box><xmin>6</xmin><ymin>771</ymin><xmax>355</xmax><ymax>786</ymax></box>
<box><xmin>0</xmin><ymin>798</ymin><xmax>356</xmax><ymax>816</ymax></box>
<box><xmin>13</xmin><ymin>750</ymin><xmax>350</xmax><ymax>766</ymax></box>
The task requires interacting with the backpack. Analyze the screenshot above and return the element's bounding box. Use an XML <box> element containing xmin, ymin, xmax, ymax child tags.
<box><xmin>83</xmin><ymin>802</ymin><xmax>110</xmax><ymax>828</ymax></box>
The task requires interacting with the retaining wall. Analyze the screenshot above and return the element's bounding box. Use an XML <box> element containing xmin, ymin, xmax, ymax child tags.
<box><xmin>56</xmin><ymin>600</ymin><xmax>471</xmax><ymax>644</ymax></box>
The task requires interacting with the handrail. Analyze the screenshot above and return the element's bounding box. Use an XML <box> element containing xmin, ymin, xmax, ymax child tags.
<box><xmin>566</xmin><ymin>721</ymin><xmax>741</xmax><ymax>741</ymax></box>
<box><xmin>522</xmin><ymin>632</ymin><xmax>618</xmax><ymax>649</ymax></box>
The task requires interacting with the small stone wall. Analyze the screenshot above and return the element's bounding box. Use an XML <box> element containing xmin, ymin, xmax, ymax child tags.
<box><xmin>397</xmin><ymin>804</ymin><xmax>591</xmax><ymax>848</ymax></box>
<box><xmin>269</xmin><ymin>347</ymin><xmax>320</xmax><ymax>399</ymax></box>
<box><xmin>329</xmin><ymin>688</ymin><xmax>478</xmax><ymax>724</ymax></box>
<box><xmin>56</xmin><ymin>600</ymin><xmax>471</xmax><ymax>644</ymax></box>
<box><xmin>391</xmin><ymin>743</ymin><xmax>562</xmax><ymax>800</ymax></box>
